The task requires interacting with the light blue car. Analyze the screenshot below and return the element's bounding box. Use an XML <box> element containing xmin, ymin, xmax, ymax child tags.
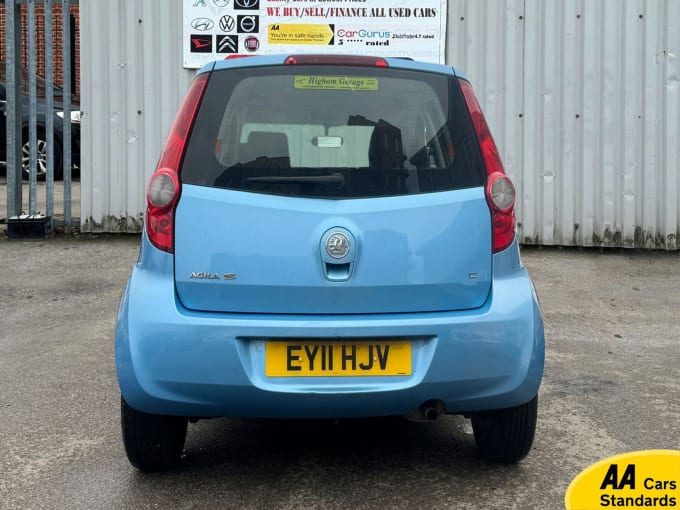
<box><xmin>115</xmin><ymin>54</ymin><xmax>545</xmax><ymax>471</ymax></box>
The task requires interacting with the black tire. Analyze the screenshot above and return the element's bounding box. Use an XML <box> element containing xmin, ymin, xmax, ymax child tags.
<box><xmin>22</xmin><ymin>128</ymin><xmax>63</xmax><ymax>180</ymax></box>
<box><xmin>121</xmin><ymin>397</ymin><xmax>188</xmax><ymax>472</ymax></box>
<box><xmin>471</xmin><ymin>395</ymin><xmax>538</xmax><ymax>463</ymax></box>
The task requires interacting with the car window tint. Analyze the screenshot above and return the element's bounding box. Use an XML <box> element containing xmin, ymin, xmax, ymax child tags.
<box><xmin>182</xmin><ymin>66</ymin><xmax>484</xmax><ymax>198</ymax></box>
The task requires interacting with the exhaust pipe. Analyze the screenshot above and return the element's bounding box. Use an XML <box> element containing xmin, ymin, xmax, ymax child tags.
<box><xmin>404</xmin><ymin>399</ymin><xmax>446</xmax><ymax>422</ymax></box>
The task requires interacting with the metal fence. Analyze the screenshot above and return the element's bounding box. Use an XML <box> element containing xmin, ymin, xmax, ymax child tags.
<box><xmin>2</xmin><ymin>0</ymin><xmax>78</xmax><ymax>236</ymax></box>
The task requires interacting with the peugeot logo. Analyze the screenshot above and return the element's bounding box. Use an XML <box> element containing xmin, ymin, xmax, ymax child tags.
<box><xmin>191</xmin><ymin>17</ymin><xmax>215</xmax><ymax>31</ymax></box>
<box><xmin>219</xmin><ymin>15</ymin><xmax>235</xmax><ymax>32</ymax></box>
<box><xmin>326</xmin><ymin>232</ymin><xmax>350</xmax><ymax>259</ymax></box>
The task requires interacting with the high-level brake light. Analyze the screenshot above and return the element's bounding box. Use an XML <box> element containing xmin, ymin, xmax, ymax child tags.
<box><xmin>284</xmin><ymin>55</ymin><xmax>389</xmax><ymax>67</ymax></box>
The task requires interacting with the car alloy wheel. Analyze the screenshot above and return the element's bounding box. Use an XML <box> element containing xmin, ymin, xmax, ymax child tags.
<box><xmin>21</xmin><ymin>130</ymin><xmax>63</xmax><ymax>180</ymax></box>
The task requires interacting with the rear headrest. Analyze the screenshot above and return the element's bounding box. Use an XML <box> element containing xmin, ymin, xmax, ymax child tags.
<box><xmin>246</xmin><ymin>131</ymin><xmax>289</xmax><ymax>158</ymax></box>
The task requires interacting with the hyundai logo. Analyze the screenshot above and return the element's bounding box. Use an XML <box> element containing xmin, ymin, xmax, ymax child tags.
<box><xmin>191</xmin><ymin>17</ymin><xmax>215</xmax><ymax>31</ymax></box>
<box><xmin>326</xmin><ymin>232</ymin><xmax>350</xmax><ymax>259</ymax></box>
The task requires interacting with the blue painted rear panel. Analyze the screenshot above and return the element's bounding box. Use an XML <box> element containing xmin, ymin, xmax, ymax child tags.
<box><xmin>116</xmin><ymin>235</ymin><xmax>544</xmax><ymax>418</ymax></box>
<box><xmin>174</xmin><ymin>186</ymin><xmax>492</xmax><ymax>314</ymax></box>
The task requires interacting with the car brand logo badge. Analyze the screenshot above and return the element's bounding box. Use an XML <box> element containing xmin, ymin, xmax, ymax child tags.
<box><xmin>190</xmin><ymin>34</ymin><xmax>213</xmax><ymax>52</ymax></box>
<box><xmin>237</xmin><ymin>15</ymin><xmax>259</xmax><ymax>33</ymax></box>
<box><xmin>326</xmin><ymin>232</ymin><xmax>350</xmax><ymax>259</ymax></box>
<box><xmin>244</xmin><ymin>36</ymin><xmax>260</xmax><ymax>51</ymax></box>
<box><xmin>217</xmin><ymin>34</ymin><xmax>238</xmax><ymax>53</ymax></box>
<box><xmin>219</xmin><ymin>15</ymin><xmax>236</xmax><ymax>32</ymax></box>
<box><xmin>213</xmin><ymin>0</ymin><xmax>230</xmax><ymax>6</ymax></box>
<box><xmin>234</xmin><ymin>0</ymin><xmax>259</xmax><ymax>9</ymax></box>
<box><xmin>191</xmin><ymin>17</ymin><xmax>215</xmax><ymax>31</ymax></box>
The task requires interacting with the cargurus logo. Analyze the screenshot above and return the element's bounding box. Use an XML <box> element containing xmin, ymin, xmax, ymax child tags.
<box><xmin>337</xmin><ymin>28</ymin><xmax>391</xmax><ymax>38</ymax></box>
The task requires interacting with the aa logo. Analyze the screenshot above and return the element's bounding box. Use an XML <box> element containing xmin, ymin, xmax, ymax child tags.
<box><xmin>600</xmin><ymin>464</ymin><xmax>636</xmax><ymax>490</ymax></box>
<box><xmin>566</xmin><ymin>450</ymin><xmax>680</xmax><ymax>510</ymax></box>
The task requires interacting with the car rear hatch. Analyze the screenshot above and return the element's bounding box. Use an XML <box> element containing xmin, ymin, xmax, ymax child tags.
<box><xmin>173</xmin><ymin>59</ymin><xmax>491</xmax><ymax>314</ymax></box>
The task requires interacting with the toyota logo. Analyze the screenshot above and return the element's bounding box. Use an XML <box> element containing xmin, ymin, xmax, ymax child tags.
<box><xmin>191</xmin><ymin>17</ymin><xmax>215</xmax><ymax>31</ymax></box>
<box><xmin>213</xmin><ymin>0</ymin><xmax>230</xmax><ymax>7</ymax></box>
<box><xmin>326</xmin><ymin>233</ymin><xmax>350</xmax><ymax>259</ymax></box>
<box><xmin>234</xmin><ymin>0</ymin><xmax>258</xmax><ymax>8</ymax></box>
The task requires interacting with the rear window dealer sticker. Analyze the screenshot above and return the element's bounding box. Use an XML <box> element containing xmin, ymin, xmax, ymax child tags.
<box><xmin>293</xmin><ymin>76</ymin><xmax>379</xmax><ymax>91</ymax></box>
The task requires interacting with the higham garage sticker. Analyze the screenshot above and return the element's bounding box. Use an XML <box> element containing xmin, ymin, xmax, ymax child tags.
<box><xmin>565</xmin><ymin>450</ymin><xmax>680</xmax><ymax>509</ymax></box>
<box><xmin>183</xmin><ymin>0</ymin><xmax>447</xmax><ymax>68</ymax></box>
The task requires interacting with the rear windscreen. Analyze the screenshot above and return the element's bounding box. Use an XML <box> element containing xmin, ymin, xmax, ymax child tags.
<box><xmin>181</xmin><ymin>65</ymin><xmax>484</xmax><ymax>198</ymax></box>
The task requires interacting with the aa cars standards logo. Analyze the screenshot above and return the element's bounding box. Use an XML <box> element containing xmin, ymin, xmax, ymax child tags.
<box><xmin>565</xmin><ymin>450</ymin><xmax>680</xmax><ymax>509</ymax></box>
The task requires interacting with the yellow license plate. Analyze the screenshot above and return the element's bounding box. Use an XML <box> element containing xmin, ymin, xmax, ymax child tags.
<box><xmin>265</xmin><ymin>341</ymin><xmax>412</xmax><ymax>377</ymax></box>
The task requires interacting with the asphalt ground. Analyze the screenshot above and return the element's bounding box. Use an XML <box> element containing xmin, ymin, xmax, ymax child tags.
<box><xmin>0</xmin><ymin>237</ymin><xmax>678</xmax><ymax>510</ymax></box>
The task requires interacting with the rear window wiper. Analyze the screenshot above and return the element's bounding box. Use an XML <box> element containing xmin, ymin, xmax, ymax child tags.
<box><xmin>247</xmin><ymin>173</ymin><xmax>345</xmax><ymax>187</ymax></box>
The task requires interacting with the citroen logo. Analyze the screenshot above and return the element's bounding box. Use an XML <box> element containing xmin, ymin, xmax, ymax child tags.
<box><xmin>326</xmin><ymin>232</ymin><xmax>350</xmax><ymax>259</ymax></box>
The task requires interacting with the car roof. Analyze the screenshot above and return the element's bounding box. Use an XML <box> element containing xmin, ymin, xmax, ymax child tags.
<box><xmin>200</xmin><ymin>55</ymin><xmax>466</xmax><ymax>80</ymax></box>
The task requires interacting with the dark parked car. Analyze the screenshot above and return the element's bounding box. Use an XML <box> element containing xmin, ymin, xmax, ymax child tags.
<box><xmin>0</xmin><ymin>67</ymin><xmax>80</xmax><ymax>180</ymax></box>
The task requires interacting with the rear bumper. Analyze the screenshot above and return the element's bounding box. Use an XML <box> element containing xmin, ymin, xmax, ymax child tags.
<box><xmin>116</xmin><ymin>237</ymin><xmax>544</xmax><ymax>418</ymax></box>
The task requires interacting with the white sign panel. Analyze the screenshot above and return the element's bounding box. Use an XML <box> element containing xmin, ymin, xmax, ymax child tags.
<box><xmin>183</xmin><ymin>0</ymin><xmax>447</xmax><ymax>68</ymax></box>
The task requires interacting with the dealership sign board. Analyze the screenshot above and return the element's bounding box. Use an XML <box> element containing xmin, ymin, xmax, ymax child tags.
<box><xmin>183</xmin><ymin>0</ymin><xmax>447</xmax><ymax>68</ymax></box>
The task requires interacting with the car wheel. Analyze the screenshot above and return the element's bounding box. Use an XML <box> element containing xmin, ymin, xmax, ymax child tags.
<box><xmin>22</xmin><ymin>129</ymin><xmax>63</xmax><ymax>180</ymax></box>
<box><xmin>121</xmin><ymin>397</ymin><xmax>188</xmax><ymax>472</ymax></box>
<box><xmin>471</xmin><ymin>395</ymin><xmax>538</xmax><ymax>463</ymax></box>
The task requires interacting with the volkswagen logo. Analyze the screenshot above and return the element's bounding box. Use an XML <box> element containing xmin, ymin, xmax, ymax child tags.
<box><xmin>191</xmin><ymin>17</ymin><xmax>215</xmax><ymax>31</ymax></box>
<box><xmin>326</xmin><ymin>232</ymin><xmax>350</xmax><ymax>259</ymax></box>
<box><xmin>219</xmin><ymin>15</ymin><xmax>235</xmax><ymax>32</ymax></box>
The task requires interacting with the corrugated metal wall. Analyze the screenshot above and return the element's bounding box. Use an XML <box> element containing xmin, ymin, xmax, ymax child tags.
<box><xmin>80</xmin><ymin>1</ymin><xmax>193</xmax><ymax>232</ymax></box>
<box><xmin>81</xmin><ymin>0</ymin><xmax>680</xmax><ymax>249</ymax></box>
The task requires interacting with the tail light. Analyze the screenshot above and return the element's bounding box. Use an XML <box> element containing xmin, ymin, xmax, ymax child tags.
<box><xmin>284</xmin><ymin>55</ymin><xmax>388</xmax><ymax>67</ymax></box>
<box><xmin>459</xmin><ymin>78</ymin><xmax>516</xmax><ymax>253</ymax></box>
<box><xmin>146</xmin><ymin>73</ymin><xmax>208</xmax><ymax>253</ymax></box>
